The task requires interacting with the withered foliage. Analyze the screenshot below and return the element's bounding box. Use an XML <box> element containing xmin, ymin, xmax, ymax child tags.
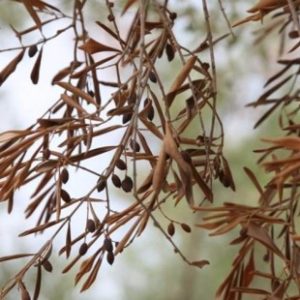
<box><xmin>198</xmin><ymin>1</ymin><xmax>300</xmax><ymax>299</ymax></box>
<box><xmin>1</xmin><ymin>0</ymin><xmax>300</xmax><ymax>299</ymax></box>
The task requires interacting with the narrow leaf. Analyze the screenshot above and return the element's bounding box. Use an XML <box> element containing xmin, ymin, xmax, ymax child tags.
<box><xmin>30</xmin><ymin>47</ymin><xmax>43</xmax><ymax>84</ymax></box>
<box><xmin>0</xmin><ymin>50</ymin><xmax>25</xmax><ymax>86</ymax></box>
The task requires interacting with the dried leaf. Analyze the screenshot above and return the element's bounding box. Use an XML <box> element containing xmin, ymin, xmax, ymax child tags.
<box><xmin>19</xmin><ymin>281</ymin><xmax>31</xmax><ymax>300</ymax></box>
<box><xmin>19</xmin><ymin>220</ymin><xmax>62</xmax><ymax>236</ymax></box>
<box><xmin>244</xmin><ymin>167</ymin><xmax>264</xmax><ymax>196</ymax></box>
<box><xmin>0</xmin><ymin>50</ymin><xmax>25</xmax><ymax>86</ymax></box>
<box><xmin>166</xmin><ymin>56</ymin><xmax>197</xmax><ymax>107</ymax></box>
<box><xmin>33</xmin><ymin>265</ymin><xmax>42</xmax><ymax>300</ymax></box>
<box><xmin>96</xmin><ymin>21</ymin><xmax>125</xmax><ymax>46</ymax></box>
<box><xmin>56</xmin><ymin>81</ymin><xmax>97</xmax><ymax>106</ymax></box>
<box><xmin>191</xmin><ymin>260</ymin><xmax>210</xmax><ymax>268</ymax></box>
<box><xmin>244</xmin><ymin>250</ymin><xmax>255</xmax><ymax>287</ymax></box>
<box><xmin>75</xmin><ymin>255</ymin><xmax>96</xmax><ymax>285</ymax></box>
<box><xmin>122</xmin><ymin>0</ymin><xmax>137</xmax><ymax>15</ymax></box>
<box><xmin>79</xmin><ymin>38</ymin><xmax>120</xmax><ymax>54</ymax></box>
<box><xmin>262</xmin><ymin>136</ymin><xmax>300</xmax><ymax>151</ymax></box>
<box><xmin>247</xmin><ymin>222</ymin><xmax>284</xmax><ymax>258</ymax></box>
<box><xmin>0</xmin><ymin>253</ymin><xmax>34</xmax><ymax>263</ymax></box>
<box><xmin>80</xmin><ymin>257</ymin><xmax>102</xmax><ymax>292</ymax></box>
<box><xmin>51</xmin><ymin>62</ymin><xmax>82</xmax><ymax>84</ymax></box>
<box><xmin>65</xmin><ymin>221</ymin><xmax>72</xmax><ymax>258</ymax></box>
<box><xmin>61</xmin><ymin>93</ymin><xmax>88</xmax><ymax>114</ymax></box>
<box><xmin>247</xmin><ymin>0</ymin><xmax>285</xmax><ymax>13</ymax></box>
<box><xmin>22</xmin><ymin>0</ymin><xmax>42</xmax><ymax>28</ymax></box>
<box><xmin>221</xmin><ymin>156</ymin><xmax>235</xmax><ymax>191</ymax></box>
<box><xmin>152</xmin><ymin>146</ymin><xmax>167</xmax><ymax>191</ymax></box>
<box><xmin>30</xmin><ymin>47</ymin><xmax>43</xmax><ymax>84</ymax></box>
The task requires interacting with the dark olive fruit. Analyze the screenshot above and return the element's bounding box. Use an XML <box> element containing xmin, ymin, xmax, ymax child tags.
<box><xmin>79</xmin><ymin>242</ymin><xmax>88</xmax><ymax>256</ymax></box>
<box><xmin>106</xmin><ymin>251</ymin><xmax>115</xmax><ymax>265</ymax></box>
<box><xmin>104</xmin><ymin>237</ymin><xmax>113</xmax><ymax>253</ymax></box>
<box><xmin>116</xmin><ymin>159</ymin><xmax>127</xmax><ymax>170</ymax></box>
<box><xmin>121</xmin><ymin>176</ymin><xmax>133</xmax><ymax>192</ymax></box>
<box><xmin>28</xmin><ymin>45</ymin><xmax>38</xmax><ymax>57</ymax></box>
<box><xmin>87</xmin><ymin>219</ymin><xmax>96</xmax><ymax>233</ymax></box>
<box><xmin>112</xmin><ymin>174</ymin><xmax>121</xmax><ymax>188</ymax></box>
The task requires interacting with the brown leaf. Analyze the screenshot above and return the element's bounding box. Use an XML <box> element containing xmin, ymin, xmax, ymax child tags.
<box><xmin>22</xmin><ymin>0</ymin><xmax>42</xmax><ymax>28</ymax></box>
<box><xmin>30</xmin><ymin>47</ymin><xmax>43</xmax><ymax>84</ymax></box>
<box><xmin>95</xmin><ymin>21</ymin><xmax>125</xmax><ymax>46</ymax></box>
<box><xmin>0</xmin><ymin>253</ymin><xmax>34</xmax><ymax>263</ymax></box>
<box><xmin>80</xmin><ymin>256</ymin><xmax>103</xmax><ymax>292</ymax></box>
<box><xmin>232</xmin><ymin>13</ymin><xmax>262</xmax><ymax>27</ymax></box>
<box><xmin>0</xmin><ymin>129</ymin><xmax>31</xmax><ymax>144</ymax></box>
<box><xmin>56</xmin><ymin>81</ymin><xmax>97</xmax><ymax>106</ymax></box>
<box><xmin>65</xmin><ymin>221</ymin><xmax>72</xmax><ymax>258</ymax></box>
<box><xmin>254</xmin><ymin>75</ymin><xmax>293</xmax><ymax>106</ymax></box>
<box><xmin>190</xmin><ymin>163</ymin><xmax>213</xmax><ymax>202</ymax></box>
<box><xmin>230</xmin><ymin>287</ymin><xmax>269</xmax><ymax>295</ymax></box>
<box><xmin>61</xmin><ymin>93</ymin><xmax>88</xmax><ymax>114</ymax></box>
<box><xmin>121</xmin><ymin>0</ymin><xmax>137</xmax><ymax>15</ymax></box>
<box><xmin>19</xmin><ymin>281</ymin><xmax>31</xmax><ymax>300</ymax></box>
<box><xmin>247</xmin><ymin>222</ymin><xmax>284</xmax><ymax>259</ymax></box>
<box><xmin>0</xmin><ymin>50</ymin><xmax>25</xmax><ymax>86</ymax></box>
<box><xmin>70</xmin><ymin>146</ymin><xmax>117</xmax><ymax>163</ymax></box>
<box><xmin>79</xmin><ymin>38</ymin><xmax>120</xmax><ymax>54</ymax></box>
<box><xmin>75</xmin><ymin>255</ymin><xmax>96</xmax><ymax>285</ymax></box>
<box><xmin>244</xmin><ymin>250</ymin><xmax>255</xmax><ymax>286</ymax></box>
<box><xmin>191</xmin><ymin>260</ymin><xmax>210</xmax><ymax>268</ymax></box>
<box><xmin>51</xmin><ymin>61</ymin><xmax>82</xmax><ymax>84</ymax></box>
<box><xmin>244</xmin><ymin>167</ymin><xmax>264</xmax><ymax>196</ymax></box>
<box><xmin>33</xmin><ymin>265</ymin><xmax>42</xmax><ymax>300</ymax></box>
<box><xmin>210</xmin><ymin>217</ymin><xmax>243</xmax><ymax>236</ymax></box>
<box><xmin>262</xmin><ymin>136</ymin><xmax>300</xmax><ymax>151</ymax></box>
<box><xmin>221</xmin><ymin>156</ymin><xmax>235</xmax><ymax>191</ymax></box>
<box><xmin>166</xmin><ymin>56</ymin><xmax>197</xmax><ymax>107</ymax></box>
<box><xmin>114</xmin><ymin>219</ymin><xmax>139</xmax><ymax>255</ymax></box>
<box><xmin>19</xmin><ymin>219</ymin><xmax>62</xmax><ymax>236</ymax></box>
<box><xmin>139</xmin><ymin>117</ymin><xmax>163</xmax><ymax>139</ymax></box>
<box><xmin>152</xmin><ymin>146</ymin><xmax>167</xmax><ymax>191</ymax></box>
<box><xmin>247</xmin><ymin>0</ymin><xmax>286</xmax><ymax>13</ymax></box>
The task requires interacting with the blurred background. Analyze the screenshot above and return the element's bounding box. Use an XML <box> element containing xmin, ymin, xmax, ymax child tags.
<box><xmin>0</xmin><ymin>1</ymin><xmax>281</xmax><ymax>299</ymax></box>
